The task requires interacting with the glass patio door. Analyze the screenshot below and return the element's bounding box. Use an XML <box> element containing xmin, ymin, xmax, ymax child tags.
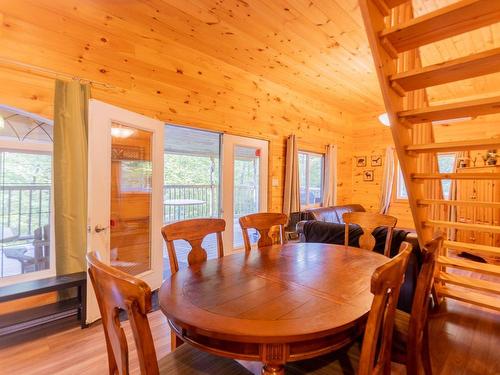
<box><xmin>163</xmin><ymin>125</ymin><xmax>221</xmax><ymax>276</ymax></box>
<box><xmin>222</xmin><ymin>135</ymin><xmax>268</xmax><ymax>252</ymax></box>
<box><xmin>87</xmin><ymin>100</ymin><xmax>164</xmax><ymax>323</ymax></box>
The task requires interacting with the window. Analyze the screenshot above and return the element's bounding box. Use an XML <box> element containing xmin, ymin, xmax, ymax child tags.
<box><xmin>0</xmin><ymin>106</ymin><xmax>54</xmax><ymax>284</ymax></box>
<box><xmin>396</xmin><ymin>165</ymin><xmax>408</xmax><ymax>200</ymax></box>
<box><xmin>396</xmin><ymin>153</ymin><xmax>457</xmax><ymax>200</ymax></box>
<box><xmin>437</xmin><ymin>153</ymin><xmax>456</xmax><ymax>200</ymax></box>
<box><xmin>299</xmin><ymin>151</ymin><xmax>324</xmax><ymax>207</ymax></box>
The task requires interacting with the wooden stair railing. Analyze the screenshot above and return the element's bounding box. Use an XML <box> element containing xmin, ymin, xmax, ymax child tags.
<box><xmin>360</xmin><ymin>0</ymin><xmax>500</xmax><ymax>311</ymax></box>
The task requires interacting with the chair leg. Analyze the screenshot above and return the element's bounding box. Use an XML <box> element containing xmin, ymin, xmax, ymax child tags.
<box><xmin>421</xmin><ymin>324</ymin><xmax>433</xmax><ymax>375</ymax></box>
<box><xmin>170</xmin><ymin>331</ymin><xmax>184</xmax><ymax>350</ymax></box>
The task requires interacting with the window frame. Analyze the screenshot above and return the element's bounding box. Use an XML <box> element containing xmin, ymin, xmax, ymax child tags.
<box><xmin>0</xmin><ymin>139</ymin><xmax>56</xmax><ymax>286</ymax></box>
<box><xmin>298</xmin><ymin>150</ymin><xmax>325</xmax><ymax>209</ymax></box>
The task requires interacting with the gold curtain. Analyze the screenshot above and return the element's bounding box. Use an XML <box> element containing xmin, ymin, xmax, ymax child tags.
<box><xmin>54</xmin><ymin>80</ymin><xmax>90</xmax><ymax>275</ymax></box>
<box><xmin>283</xmin><ymin>134</ymin><xmax>300</xmax><ymax>217</ymax></box>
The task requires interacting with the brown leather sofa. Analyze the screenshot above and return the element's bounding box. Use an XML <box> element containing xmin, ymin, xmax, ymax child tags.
<box><xmin>296</xmin><ymin>204</ymin><xmax>417</xmax><ymax>242</ymax></box>
<box><xmin>296</xmin><ymin>204</ymin><xmax>366</xmax><ymax>238</ymax></box>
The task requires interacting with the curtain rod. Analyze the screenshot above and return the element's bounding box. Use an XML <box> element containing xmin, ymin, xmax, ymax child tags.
<box><xmin>0</xmin><ymin>56</ymin><xmax>117</xmax><ymax>90</ymax></box>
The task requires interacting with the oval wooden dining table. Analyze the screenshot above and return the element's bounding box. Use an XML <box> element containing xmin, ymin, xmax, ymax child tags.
<box><xmin>159</xmin><ymin>242</ymin><xmax>389</xmax><ymax>375</ymax></box>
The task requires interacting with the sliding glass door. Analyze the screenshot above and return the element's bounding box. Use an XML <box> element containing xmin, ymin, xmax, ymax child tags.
<box><xmin>163</xmin><ymin>125</ymin><xmax>221</xmax><ymax>275</ymax></box>
<box><xmin>163</xmin><ymin>128</ymin><xmax>269</xmax><ymax>268</ymax></box>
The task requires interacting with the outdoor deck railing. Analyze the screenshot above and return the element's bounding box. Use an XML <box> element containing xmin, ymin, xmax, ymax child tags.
<box><xmin>164</xmin><ymin>184</ymin><xmax>257</xmax><ymax>222</ymax></box>
<box><xmin>0</xmin><ymin>184</ymin><xmax>51</xmax><ymax>241</ymax></box>
<box><xmin>0</xmin><ymin>184</ymin><xmax>258</xmax><ymax>237</ymax></box>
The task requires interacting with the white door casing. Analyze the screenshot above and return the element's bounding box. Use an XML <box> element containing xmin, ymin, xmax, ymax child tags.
<box><xmin>221</xmin><ymin>134</ymin><xmax>268</xmax><ymax>253</ymax></box>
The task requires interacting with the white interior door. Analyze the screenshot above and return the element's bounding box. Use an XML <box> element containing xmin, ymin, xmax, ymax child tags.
<box><xmin>87</xmin><ymin>100</ymin><xmax>164</xmax><ymax>323</ymax></box>
<box><xmin>222</xmin><ymin>135</ymin><xmax>268</xmax><ymax>253</ymax></box>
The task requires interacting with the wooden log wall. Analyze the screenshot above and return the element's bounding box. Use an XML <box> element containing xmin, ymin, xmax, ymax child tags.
<box><xmin>0</xmin><ymin>0</ymin><xmax>360</xmax><ymax>314</ymax></box>
<box><xmin>0</xmin><ymin>1</ymin><xmax>355</xmax><ymax>214</ymax></box>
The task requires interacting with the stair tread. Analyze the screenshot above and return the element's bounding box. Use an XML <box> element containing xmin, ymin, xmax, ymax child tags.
<box><xmin>406</xmin><ymin>139</ymin><xmax>500</xmax><ymax>153</ymax></box>
<box><xmin>413</xmin><ymin>173</ymin><xmax>500</xmax><ymax>180</ymax></box>
<box><xmin>418</xmin><ymin>199</ymin><xmax>500</xmax><ymax>208</ymax></box>
<box><xmin>438</xmin><ymin>285</ymin><xmax>500</xmax><ymax>311</ymax></box>
<box><xmin>437</xmin><ymin>272</ymin><xmax>500</xmax><ymax>294</ymax></box>
<box><xmin>428</xmin><ymin>220</ymin><xmax>500</xmax><ymax>234</ymax></box>
<box><xmin>444</xmin><ymin>240</ymin><xmax>500</xmax><ymax>256</ymax></box>
<box><xmin>438</xmin><ymin>255</ymin><xmax>500</xmax><ymax>274</ymax></box>
<box><xmin>391</xmin><ymin>47</ymin><xmax>500</xmax><ymax>91</ymax></box>
<box><xmin>380</xmin><ymin>0</ymin><xmax>500</xmax><ymax>53</ymax></box>
<box><xmin>399</xmin><ymin>95</ymin><xmax>500</xmax><ymax>124</ymax></box>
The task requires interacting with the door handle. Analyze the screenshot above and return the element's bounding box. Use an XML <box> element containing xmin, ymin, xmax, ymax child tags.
<box><xmin>94</xmin><ymin>224</ymin><xmax>108</xmax><ymax>233</ymax></box>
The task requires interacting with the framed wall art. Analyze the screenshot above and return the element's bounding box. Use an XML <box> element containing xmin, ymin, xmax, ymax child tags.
<box><xmin>363</xmin><ymin>170</ymin><xmax>374</xmax><ymax>182</ymax></box>
<box><xmin>371</xmin><ymin>155</ymin><xmax>383</xmax><ymax>167</ymax></box>
<box><xmin>355</xmin><ymin>156</ymin><xmax>367</xmax><ymax>167</ymax></box>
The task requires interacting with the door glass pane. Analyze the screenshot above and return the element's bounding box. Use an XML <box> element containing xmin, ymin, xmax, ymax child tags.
<box><xmin>233</xmin><ymin>145</ymin><xmax>260</xmax><ymax>248</ymax></box>
<box><xmin>164</xmin><ymin>125</ymin><xmax>221</xmax><ymax>276</ymax></box>
<box><xmin>110</xmin><ymin>122</ymin><xmax>152</xmax><ymax>276</ymax></box>
<box><xmin>309</xmin><ymin>154</ymin><xmax>323</xmax><ymax>205</ymax></box>
<box><xmin>0</xmin><ymin>151</ymin><xmax>52</xmax><ymax>277</ymax></box>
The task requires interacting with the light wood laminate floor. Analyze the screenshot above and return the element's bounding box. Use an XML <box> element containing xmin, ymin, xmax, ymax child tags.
<box><xmin>0</xmin><ymin>298</ymin><xmax>498</xmax><ymax>374</ymax></box>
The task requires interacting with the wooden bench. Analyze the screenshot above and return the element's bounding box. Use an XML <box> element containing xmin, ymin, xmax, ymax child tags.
<box><xmin>0</xmin><ymin>272</ymin><xmax>87</xmax><ymax>336</ymax></box>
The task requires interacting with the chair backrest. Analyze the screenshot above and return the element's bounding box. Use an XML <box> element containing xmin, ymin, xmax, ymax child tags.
<box><xmin>343</xmin><ymin>212</ymin><xmax>398</xmax><ymax>256</ymax></box>
<box><xmin>238</xmin><ymin>212</ymin><xmax>288</xmax><ymax>251</ymax></box>
<box><xmin>407</xmin><ymin>235</ymin><xmax>443</xmax><ymax>369</ymax></box>
<box><xmin>358</xmin><ymin>241</ymin><xmax>412</xmax><ymax>375</ymax></box>
<box><xmin>161</xmin><ymin>218</ymin><xmax>225</xmax><ymax>273</ymax></box>
<box><xmin>86</xmin><ymin>251</ymin><xmax>159</xmax><ymax>375</ymax></box>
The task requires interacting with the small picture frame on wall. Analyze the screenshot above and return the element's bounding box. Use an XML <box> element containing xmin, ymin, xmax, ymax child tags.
<box><xmin>371</xmin><ymin>155</ymin><xmax>383</xmax><ymax>167</ymax></box>
<box><xmin>355</xmin><ymin>156</ymin><xmax>367</xmax><ymax>167</ymax></box>
<box><xmin>363</xmin><ymin>170</ymin><xmax>374</xmax><ymax>182</ymax></box>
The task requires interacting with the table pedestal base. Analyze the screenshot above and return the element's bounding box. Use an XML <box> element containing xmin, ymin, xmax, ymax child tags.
<box><xmin>168</xmin><ymin>312</ymin><xmax>366</xmax><ymax>373</ymax></box>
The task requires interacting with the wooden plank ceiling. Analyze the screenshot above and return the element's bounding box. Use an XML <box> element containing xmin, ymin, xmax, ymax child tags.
<box><xmin>0</xmin><ymin>0</ymin><xmax>498</xmax><ymax>116</ymax></box>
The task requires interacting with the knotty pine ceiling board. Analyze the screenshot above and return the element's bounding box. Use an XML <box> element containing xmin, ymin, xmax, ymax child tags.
<box><xmin>0</xmin><ymin>0</ymin><xmax>498</xmax><ymax>117</ymax></box>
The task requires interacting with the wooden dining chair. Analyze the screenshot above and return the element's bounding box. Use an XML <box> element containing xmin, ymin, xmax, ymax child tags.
<box><xmin>161</xmin><ymin>218</ymin><xmax>225</xmax><ymax>349</ymax></box>
<box><xmin>286</xmin><ymin>241</ymin><xmax>412</xmax><ymax>375</ymax></box>
<box><xmin>161</xmin><ymin>218</ymin><xmax>225</xmax><ymax>274</ymax></box>
<box><xmin>343</xmin><ymin>212</ymin><xmax>398</xmax><ymax>256</ymax></box>
<box><xmin>238</xmin><ymin>212</ymin><xmax>288</xmax><ymax>251</ymax></box>
<box><xmin>86</xmin><ymin>251</ymin><xmax>251</xmax><ymax>375</ymax></box>
<box><xmin>391</xmin><ymin>235</ymin><xmax>444</xmax><ymax>375</ymax></box>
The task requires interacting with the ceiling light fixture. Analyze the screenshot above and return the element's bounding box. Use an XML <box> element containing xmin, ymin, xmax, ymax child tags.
<box><xmin>378</xmin><ymin>112</ymin><xmax>390</xmax><ymax>127</ymax></box>
<box><xmin>0</xmin><ymin>114</ymin><xmax>4</xmax><ymax>129</ymax></box>
<box><xmin>111</xmin><ymin>126</ymin><xmax>134</xmax><ymax>138</ymax></box>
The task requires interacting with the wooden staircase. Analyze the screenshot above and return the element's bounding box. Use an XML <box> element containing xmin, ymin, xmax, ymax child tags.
<box><xmin>359</xmin><ymin>0</ymin><xmax>500</xmax><ymax>311</ymax></box>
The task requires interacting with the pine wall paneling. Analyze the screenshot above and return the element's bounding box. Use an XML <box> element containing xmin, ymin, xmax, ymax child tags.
<box><xmin>351</xmin><ymin>113</ymin><xmax>500</xmax><ymax>230</ymax></box>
